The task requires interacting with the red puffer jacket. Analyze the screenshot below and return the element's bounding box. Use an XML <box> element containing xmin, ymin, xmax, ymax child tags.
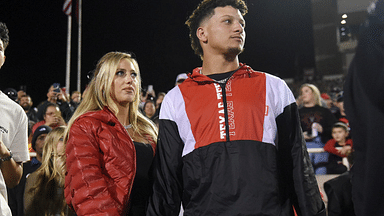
<box><xmin>65</xmin><ymin>107</ymin><xmax>136</xmax><ymax>215</ymax></box>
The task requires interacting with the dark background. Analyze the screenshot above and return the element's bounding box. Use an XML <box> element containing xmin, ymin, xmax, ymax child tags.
<box><xmin>0</xmin><ymin>0</ymin><xmax>314</xmax><ymax>104</ymax></box>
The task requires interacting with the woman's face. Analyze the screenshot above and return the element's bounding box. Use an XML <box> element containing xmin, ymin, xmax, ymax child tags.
<box><xmin>56</xmin><ymin>137</ymin><xmax>65</xmax><ymax>170</ymax></box>
<box><xmin>144</xmin><ymin>102</ymin><xmax>156</xmax><ymax>117</ymax></box>
<box><xmin>111</xmin><ymin>58</ymin><xmax>138</xmax><ymax>106</ymax></box>
<box><xmin>300</xmin><ymin>86</ymin><xmax>314</xmax><ymax>104</ymax></box>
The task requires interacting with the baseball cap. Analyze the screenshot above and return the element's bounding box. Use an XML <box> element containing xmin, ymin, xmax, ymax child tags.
<box><xmin>175</xmin><ymin>73</ymin><xmax>188</xmax><ymax>85</ymax></box>
<box><xmin>32</xmin><ymin>125</ymin><xmax>52</xmax><ymax>151</ymax></box>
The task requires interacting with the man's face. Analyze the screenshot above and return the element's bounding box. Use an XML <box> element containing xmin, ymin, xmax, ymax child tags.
<box><xmin>35</xmin><ymin>133</ymin><xmax>47</xmax><ymax>156</ymax></box>
<box><xmin>199</xmin><ymin>6</ymin><xmax>246</xmax><ymax>57</ymax></box>
<box><xmin>0</xmin><ymin>39</ymin><xmax>5</xmax><ymax>69</ymax></box>
<box><xmin>44</xmin><ymin>106</ymin><xmax>60</xmax><ymax>124</ymax></box>
<box><xmin>19</xmin><ymin>96</ymin><xmax>32</xmax><ymax>111</ymax></box>
<box><xmin>71</xmin><ymin>92</ymin><xmax>81</xmax><ymax>103</ymax></box>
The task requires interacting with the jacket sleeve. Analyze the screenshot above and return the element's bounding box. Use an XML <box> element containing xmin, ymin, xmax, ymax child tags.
<box><xmin>65</xmin><ymin>118</ymin><xmax>123</xmax><ymax>215</ymax></box>
<box><xmin>147</xmin><ymin>94</ymin><xmax>184</xmax><ymax>216</ymax></box>
<box><xmin>323</xmin><ymin>139</ymin><xmax>342</xmax><ymax>157</ymax></box>
<box><xmin>276</xmin><ymin>94</ymin><xmax>326</xmax><ymax>215</ymax></box>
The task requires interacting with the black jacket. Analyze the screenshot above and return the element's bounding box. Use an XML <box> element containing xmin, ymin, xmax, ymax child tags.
<box><xmin>147</xmin><ymin>64</ymin><xmax>325</xmax><ymax>216</ymax></box>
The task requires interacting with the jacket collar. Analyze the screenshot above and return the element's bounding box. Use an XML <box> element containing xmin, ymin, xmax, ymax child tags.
<box><xmin>187</xmin><ymin>63</ymin><xmax>252</xmax><ymax>83</ymax></box>
<box><xmin>78</xmin><ymin>106</ymin><xmax>118</xmax><ymax>125</ymax></box>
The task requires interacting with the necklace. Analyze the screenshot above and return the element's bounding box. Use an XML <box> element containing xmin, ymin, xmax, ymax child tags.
<box><xmin>124</xmin><ymin>124</ymin><xmax>132</xmax><ymax>130</ymax></box>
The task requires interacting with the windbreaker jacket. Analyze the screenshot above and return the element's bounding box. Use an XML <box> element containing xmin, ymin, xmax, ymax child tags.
<box><xmin>147</xmin><ymin>64</ymin><xmax>325</xmax><ymax>216</ymax></box>
<box><xmin>65</xmin><ymin>107</ymin><xmax>136</xmax><ymax>215</ymax></box>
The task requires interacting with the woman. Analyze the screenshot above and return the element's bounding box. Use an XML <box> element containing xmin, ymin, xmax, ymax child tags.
<box><xmin>298</xmin><ymin>83</ymin><xmax>337</xmax><ymax>174</ymax></box>
<box><xmin>143</xmin><ymin>100</ymin><xmax>158</xmax><ymax>122</ymax></box>
<box><xmin>64</xmin><ymin>51</ymin><xmax>157</xmax><ymax>215</ymax></box>
<box><xmin>24</xmin><ymin>126</ymin><xmax>75</xmax><ymax>216</ymax></box>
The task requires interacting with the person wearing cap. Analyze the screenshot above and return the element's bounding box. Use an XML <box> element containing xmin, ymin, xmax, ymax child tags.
<box><xmin>0</xmin><ymin>22</ymin><xmax>30</xmax><ymax>216</ymax></box>
<box><xmin>334</xmin><ymin>92</ymin><xmax>349</xmax><ymax>127</ymax></box>
<box><xmin>7</xmin><ymin>125</ymin><xmax>51</xmax><ymax>216</ymax></box>
<box><xmin>323</xmin><ymin>122</ymin><xmax>353</xmax><ymax>174</ymax></box>
<box><xmin>175</xmin><ymin>73</ymin><xmax>188</xmax><ymax>86</ymax></box>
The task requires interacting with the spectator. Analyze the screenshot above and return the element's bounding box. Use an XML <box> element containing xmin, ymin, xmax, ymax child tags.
<box><xmin>324</xmin><ymin>122</ymin><xmax>353</xmax><ymax>174</ymax></box>
<box><xmin>147</xmin><ymin>1</ymin><xmax>325</xmax><ymax>215</ymax></box>
<box><xmin>24</xmin><ymin>126</ymin><xmax>75</xmax><ymax>215</ymax></box>
<box><xmin>36</xmin><ymin>84</ymin><xmax>74</xmax><ymax>122</ymax></box>
<box><xmin>175</xmin><ymin>73</ymin><xmax>188</xmax><ymax>86</ymax></box>
<box><xmin>155</xmin><ymin>92</ymin><xmax>166</xmax><ymax>110</ymax></box>
<box><xmin>0</xmin><ymin>21</ymin><xmax>30</xmax><ymax>216</ymax></box>
<box><xmin>7</xmin><ymin>125</ymin><xmax>50</xmax><ymax>216</ymax></box>
<box><xmin>334</xmin><ymin>93</ymin><xmax>349</xmax><ymax>127</ymax></box>
<box><xmin>65</xmin><ymin>51</ymin><xmax>157</xmax><ymax>215</ymax></box>
<box><xmin>70</xmin><ymin>91</ymin><xmax>81</xmax><ymax>110</ymax></box>
<box><xmin>298</xmin><ymin>83</ymin><xmax>337</xmax><ymax>174</ymax></box>
<box><xmin>19</xmin><ymin>95</ymin><xmax>38</xmax><ymax>133</ymax></box>
<box><xmin>320</xmin><ymin>93</ymin><xmax>332</xmax><ymax>108</ymax></box>
<box><xmin>143</xmin><ymin>100</ymin><xmax>158</xmax><ymax>122</ymax></box>
<box><xmin>31</xmin><ymin>103</ymin><xmax>66</xmax><ymax>134</ymax></box>
<box><xmin>3</xmin><ymin>88</ymin><xmax>17</xmax><ymax>101</ymax></box>
<box><xmin>16</xmin><ymin>90</ymin><xmax>26</xmax><ymax>103</ymax></box>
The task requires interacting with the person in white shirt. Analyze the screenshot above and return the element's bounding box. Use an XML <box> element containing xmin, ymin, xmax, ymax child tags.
<box><xmin>0</xmin><ymin>21</ymin><xmax>30</xmax><ymax>216</ymax></box>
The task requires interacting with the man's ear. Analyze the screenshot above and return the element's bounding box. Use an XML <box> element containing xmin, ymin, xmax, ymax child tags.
<box><xmin>197</xmin><ymin>27</ymin><xmax>208</xmax><ymax>43</ymax></box>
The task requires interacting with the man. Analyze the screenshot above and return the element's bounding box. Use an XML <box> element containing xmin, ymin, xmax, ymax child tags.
<box><xmin>36</xmin><ymin>84</ymin><xmax>74</xmax><ymax>122</ymax></box>
<box><xmin>147</xmin><ymin>1</ymin><xmax>325</xmax><ymax>215</ymax></box>
<box><xmin>7</xmin><ymin>125</ymin><xmax>50</xmax><ymax>216</ymax></box>
<box><xmin>19</xmin><ymin>95</ymin><xmax>38</xmax><ymax>124</ymax></box>
<box><xmin>70</xmin><ymin>91</ymin><xmax>81</xmax><ymax>110</ymax></box>
<box><xmin>0</xmin><ymin>22</ymin><xmax>29</xmax><ymax>216</ymax></box>
<box><xmin>32</xmin><ymin>103</ymin><xmax>65</xmax><ymax>133</ymax></box>
<box><xmin>344</xmin><ymin>0</ymin><xmax>384</xmax><ymax>215</ymax></box>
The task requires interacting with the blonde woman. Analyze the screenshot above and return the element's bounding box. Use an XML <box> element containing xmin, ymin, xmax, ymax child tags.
<box><xmin>64</xmin><ymin>51</ymin><xmax>157</xmax><ymax>215</ymax></box>
<box><xmin>24</xmin><ymin>126</ymin><xmax>74</xmax><ymax>216</ymax></box>
<box><xmin>298</xmin><ymin>83</ymin><xmax>337</xmax><ymax>174</ymax></box>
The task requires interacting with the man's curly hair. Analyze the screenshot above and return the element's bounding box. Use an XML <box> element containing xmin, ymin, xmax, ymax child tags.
<box><xmin>0</xmin><ymin>22</ymin><xmax>9</xmax><ymax>50</ymax></box>
<box><xmin>185</xmin><ymin>0</ymin><xmax>248</xmax><ymax>59</ymax></box>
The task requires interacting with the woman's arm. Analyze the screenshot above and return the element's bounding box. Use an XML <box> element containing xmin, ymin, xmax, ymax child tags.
<box><xmin>65</xmin><ymin>119</ymin><xmax>123</xmax><ymax>215</ymax></box>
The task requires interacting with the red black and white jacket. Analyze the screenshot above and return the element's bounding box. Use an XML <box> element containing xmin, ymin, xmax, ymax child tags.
<box><xmin>148</xmin><ymin>64</ymin><xmax>325</xmax><ymax>216</ymax></box>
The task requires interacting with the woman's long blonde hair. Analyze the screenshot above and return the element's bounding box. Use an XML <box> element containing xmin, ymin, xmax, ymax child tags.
<box><xmin>65</xmin><ymin>51</ymin><xmax>157</xmax><ymax>143</ymax></box>
<box><xmin>26</xmin><ymin>126</ymin><xmax>68</xmax><ymax>216</ymax></box>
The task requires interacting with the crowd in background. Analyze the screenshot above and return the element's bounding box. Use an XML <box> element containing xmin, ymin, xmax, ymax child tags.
<box><xmin>1</xmin><ymin>40</ymin><xmax>353</xmax><ymax>216</ymax></box>
<box><xmin>3</xmin><ymin>73</ymin><xmax>351</xmax><ymax>173</ymax></box>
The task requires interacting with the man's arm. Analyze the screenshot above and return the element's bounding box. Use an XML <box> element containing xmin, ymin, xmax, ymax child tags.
<box><xmin>0</xmin><ymin>140</ymin><xmax>23</xmax><ymax>188</ymax></box>
<box><xmin>147</xmin><ymin>92</ymin><xmax>185</xmax><ymax>216</ymax></box>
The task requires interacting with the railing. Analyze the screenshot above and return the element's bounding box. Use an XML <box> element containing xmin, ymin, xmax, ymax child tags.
<box><xmin>306</xmin><ymin>147</ymin><xmax>350</xmax><ymax>170</ymax></box>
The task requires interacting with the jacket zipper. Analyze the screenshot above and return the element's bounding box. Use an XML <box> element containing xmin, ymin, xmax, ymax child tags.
<box><xmin>219</xmin><ymin>80</ymin><xmax>231</xmax><ymax>142</ymax></box>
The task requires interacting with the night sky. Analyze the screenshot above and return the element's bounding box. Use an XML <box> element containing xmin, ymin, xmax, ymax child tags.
<box><xmin>0</xmin><ymin>0</ymin><xmax>314</xmax><ymax>104</ymax></box>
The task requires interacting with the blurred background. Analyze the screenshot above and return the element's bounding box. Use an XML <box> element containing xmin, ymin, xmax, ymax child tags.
<box><xmin>0</xmin><ymin>0</ymin><xmax>372</xmax><ymax>103</ymax></box>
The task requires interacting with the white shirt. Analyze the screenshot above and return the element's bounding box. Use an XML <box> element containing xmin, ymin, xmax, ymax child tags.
<box><xmin>0</xmin><ymin>91</ymin><xmax>29</xmax><ymax>215</ymax></box>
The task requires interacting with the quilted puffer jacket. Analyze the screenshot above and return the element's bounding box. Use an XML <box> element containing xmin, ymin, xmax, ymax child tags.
<box><xmin>65</xmin><ymin>107</ymin><xmax>136</xmax><ymax>215</ymax></box>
